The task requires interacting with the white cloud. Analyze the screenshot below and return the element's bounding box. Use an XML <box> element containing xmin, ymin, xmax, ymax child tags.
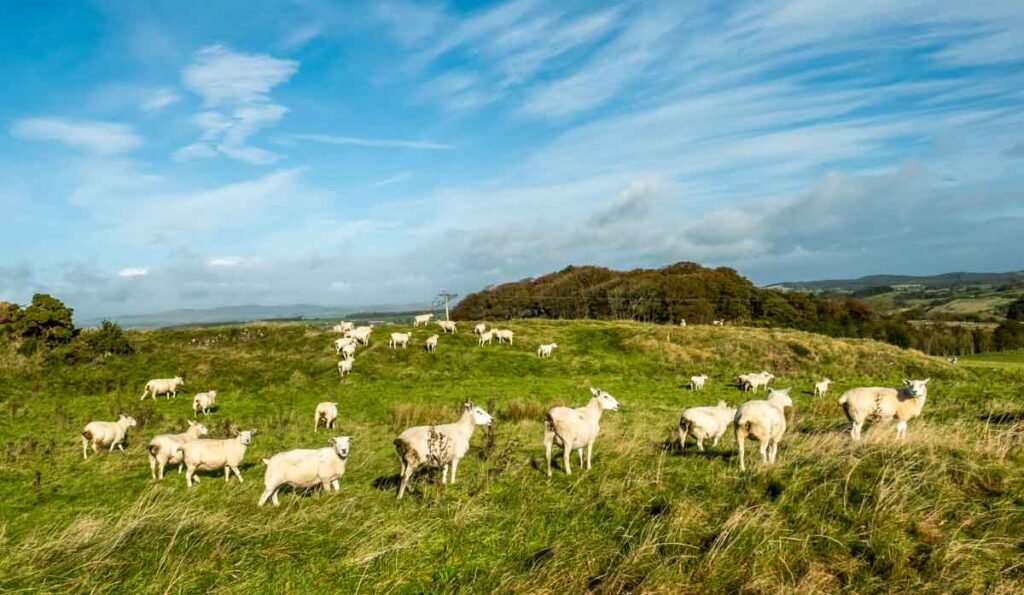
<box><xmin>206</xmin><ymin>256</ymin><xmax>253</xmax><ymax>267</ymax></box>
<box><xmin>12</xmin><ymin>118</ymin><xmax>141</xmax><ymax>154</ymax></box>
<box><xmin>293</xmin><ymin>134</ymin><xmax>454</xmax><ymax>150</ymax></box>
<box><xmin>118</xmin><ymin>267</ymin><xmax>149</xmax><ymax>277</ymax></box>
<box><xmin>140</xmin><ymin>87</ymin><xmax>182</xmax><ymax>112</ymax></box>
<box><xmin>370</xmin><ymin>171</ymin><xmax>413</xmax><ymax>188</ymax></box>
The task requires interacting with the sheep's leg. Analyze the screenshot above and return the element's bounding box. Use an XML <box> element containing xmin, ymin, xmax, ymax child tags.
<box><xmin>82</xmin><ymin>438</ymin><xmax>89</xmax><ymax>460</ymax></box>
<box><xmin>117</xmin><ymin>442</ymin><xmax>125</xmax><ymax>452</ymax></box>
<box><xmin>314</xmin><ymin>417</ymin><xmax>319</xmax><ymax>433</ymax></box>
<box><xmin>177</xmin><ymin>463</ymin><xmax>183</xmax><ymax>474</ymax></box>
<box><xmin>397</xmin><ymin>465</ymin><xmax>414</xmax><ymax>499</ymax></box>
<box><xmin>712</xmin><ymin>435</ymin><xmax>721</xmax><ymax>448</ymax></box>
<box><xmin>232</xmin><ymin>467</ymin><xmax>244</xmax><ymax>483</ymax></box>
<box><xmin>272</xmin><ymin>491</ymin><xmax>280</xmax><ymax>506</ymax></box>
<box><xmin>678</xmin><ymin>426</ymin><xmax>687</xmax><ymax>452</ymax></box>
<box><xmin>186</xmin><ymin>467</ymin><xmax>195</xmax><ymax>488</ymax></box>
<box><xmin>451</xmin><ymin>458</ymin><xmax>460</xmax><ymax>484</ymax></box>
<box><xmin>258</xmin><ymin>487</ymin><xmax>275</xmax><ymax>507</ymax></box>
<box><xmin>851</xmin><ymin>420</ymin><xmax>863</xmax><ymax>441</ymax></box>
<box><xmin>149</xmin><ymin>455</ymin><xmax>157</xmax><ymax>480</ymax></box>
<box><xmin>769</xmin><ymin>440</ymin><xmax>779</xmax><ymax>463</ymax></box>
<box><xmin>737</xmin><ymin>435</ymin><xmax>746</xmax><ymax>471</ymax></box>
<box><xmin>544</xmin><ymin>429</ymin><xmax>554</xmax><ymax>478</ymax></box>
<box><xmin>696</xmin><ymin>436</ymin><xmax>705</xmax><ymax>452</ymax></box>
<box><xmin>331</xmin><ymin>479</ymin><xmax>340</xmax><ymax>491</ymax></box>
<box><xmin>441</xmin><ymin>464</ymin><xmax>449</xmax><ymax>485</ymax></box>
<box><xmin>896</xmin><ymin>420</ymin><xmax>908</xmax><ymax>439</ymax></box>
<box><xmin>563</xmin><ymin>443</ymin><xmax>572</xmax><ymax>476</ymax></box>
<box><xmin>109</xmin><ymin>442</ymin><xmax>116</xmax><ymax>452</ymax></box>
<box><xmin>577</xmin><ymin>448</ymin><xmax>584</xmax><ymax>469</ymax></box>
<box><xmin>759</xmin><ymin>442</ymin><xmax>768</xmax><ymax>465</ymax></box>
<box><xmin>586</xmin><ymin>442</ymin><xmax>594</xmax><ymax>470</ymax></box>
<box><xmin>225</xmin><ymin>467</ymin><xmax>231</xmax><ymax>483</ymax></box>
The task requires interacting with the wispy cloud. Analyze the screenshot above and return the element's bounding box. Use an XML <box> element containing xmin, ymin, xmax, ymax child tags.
<box><xmin>140</xmin><ymin>87</ymin><xmax>181</xmax><ymax>112</ymax></box>
<box><xmin>11</xmin><ymin>118</ymin><xmax>142</xmax><ymax>154</ymax></box>
<box><xmin>293</xmin><ymin>133</ymin><xmax>454</xmax><ymax>151</ymax></box>
<box><xmin>370</xmin><ymin>171</ymin><xmax>413</xmax><ymax>188</ymax></box>
<box><xmin>118</xmin><ymin>267</ymin><xmax>149</xmax><ymax>278</ymax></box>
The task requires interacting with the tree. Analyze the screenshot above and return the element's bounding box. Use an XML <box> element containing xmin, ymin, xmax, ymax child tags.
<box><xmin>84</xmin><ymin>320</ymin><xmax>134</xmax><ymax>356</ymax></box>
<box><xmin>993</xmin><ymin>320</ymin><xmax>1024</xmax><ymax>351</ymax></box>
<box><xmin>15</xmin><ymin>294</ymin><xmax>76</xmax><ymax>354</ymax></box>
<box><xmin>1005</xmin><ymin>297</ymin><xmax>1024</xmax><ymax>321</ymax></box>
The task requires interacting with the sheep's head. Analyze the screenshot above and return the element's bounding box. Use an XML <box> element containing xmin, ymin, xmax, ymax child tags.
<box><xmin>118</xmin><ymin>414</ymin><xmax>138</xmax><ymax>427</ymax></box>
<box><xmin>590</xmin><ymin>387</ymin><xmax>620</xmax><ymax>411</ymax></box>
<box><xmin>235</xmin><ymin>429</ymin><xmax>256</xmax><ymax>445</ymax></box>
<box><xmin>904</xmin><ymin>379</ymin><xmax>930</xmax><ymax>398</ymax></box>
<box><xmin>329</xmin><ymin>436</ymin><xmax>352</xmax><ymax>458</ymax></box>
<box><xmin>463</xmin><ymin>402</ymin><xmax>494</xmax><ymax>425</ymax></box>
<box><xmin>716</xmin><ymin>400</ymin><xmax>728</xmax><ymax>408</ymax></box>
<box><xmin>175</xmin><ymin>376</ymin><xmax>185</xmax><ymax>384</ymax></box>
<box><xmin>767</xmin><ymin>388</ymin><xmax>793</xmax><ymax>409</ymax></box>
<box><xmin>208</xmin><ymin>390</ymin><xmax>217</xmax><ymax>398</ymax></box>
<box><xmin>194</xmin><ymin>422</ymin><xmax>209</xmax><ymax>436</ymax></box>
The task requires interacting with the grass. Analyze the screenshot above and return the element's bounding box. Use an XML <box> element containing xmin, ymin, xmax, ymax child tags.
<box><xmin>1</xmin><ymin>319</ymin><xmax>1023</xmax><ymax>593</ymax></box>
<box><xmin>960</xmin><ymin>351</ymin><xmax>1024</xmax><ymax>370</ymax></box>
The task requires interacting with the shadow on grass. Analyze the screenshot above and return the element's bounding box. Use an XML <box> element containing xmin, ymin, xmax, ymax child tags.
<box><xmin>978</xmin><ymin>411</ymin><xmax>1024</xmax><ymax>424</ymax></box>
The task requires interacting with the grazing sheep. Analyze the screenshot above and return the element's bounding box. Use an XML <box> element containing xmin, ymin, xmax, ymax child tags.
<box><xmin>331</xmin><ymin>321</ymin><xmax>355</xmax><ymax>333</ymax></box>
<box><xmin>389</xmin><ymin>332</ymin><xmax>412</xmax><ymax>349</ymax></box>
<box><xmin>346</xmin><ymin>326</ymin><xmax>373</xmax><ymax>346</ymax></box>
<box><xmin>340</xmin><ymin>343</ymin><xmax>356</xmax><ymax>360</ymax></box>
<box><xmin>739</xmin><ymin>371</ymin><xmax>774</xmax><ymax>392</ymax></box>
<box><xmin>679</xmin><ymin>400</ymin><xmax>736</xmax><ymax>452</ymax></box>
<box><xmin>537</xmin><ymin>343</ymin><xmax>558</xmax><ymax>358</ymax></box>
<box><xmin>394</xmin><ymin>401</ymin><xmax>494</xmax><ymax>499</ymax></box>
<box><xmin>544</xmin><ymin>387</ymin><xmax>620</xmax><ymax>476</ymax></box>
<box><xmin>413</xmin><ymin>313</ymin><xmax>434</xmax><ymax>327</ymax></box>
<box><xmin>679</xmin><ymin>319</ymin><xmax>687</xmax><ymax>327</ymax></box>
<box><xmin>495</xmin><ymin>329</ymin><xmax>514</xmax><ymax>344</ymax></box>
<box><xmin>478</xmin><ymin>330</ymin><xmax>494</xmax><ymax>346</ymax></box>
<box><xmin>947</xmin><ymin>356</ymin><xmax>958</xmax><ymax>365</ymax></box>
<box><xmin>337</xmin><ymin>357</ymin><xmax>354</xmax><ymax>378</ymax></box>
<box><xmin>82</xmin><ymin>414</ymin><xmax>138</xmax><ymax>460</ymax></box>
<box><xmin>425</xmin><ymin>334</ymin><xmax>439</xmax><ymax>352</ymax></box>
<box><xmin>258</xmin><ymin>437</ymin><xmax>353</xmax><ymax>507</ymax></box>
<box><xmin>314</xmin><ymin>402</ymin><xmax>339</xmax><ymax>432</ymax></box>
<box><xmin>473</xmin><ymin>323</ymin><xmax>487</xmax><ymax>335</ymax></box>
<box><xmin>148</xmin><ymin>420</ymin><xmax>209</xmax><ymax>480</ymax></box>
<box><xmin>690</xmin><ymin>374</ymin><xmax>708</xmax><ymax>391</ymax></box>
<box><xmin>813</xmin><ymin>377</ymin><xmax>832</xmax><ymax>397</ymax></box>
<box><xmin>192</xmin><ymin>390</ymin><xmax>218</xmax><ymax>417</ymax></box>
<box><xmin>181</xmin><ymin>430</ymin><xmax>256</xmax><ymax>488</ymax></box>
<box><xmin>437</xmin><ymin>320</ymin><xmax>457</xmax><ymax>334</ymax></box>
<box><xmin>838</xmin><ymin>379</ymin><xmax>930</xmax><ymax>441</ymax></box>
<box><xmin>712</xmin><ymin>319</ymin><xmax>725</xmax><ymax>326</ymax></box>
<box><xmin>140</xmin><ymin>376</ymin><xmax>185</xmax><ymax>400</ymax></box>
<box><xmin>734</xmin><ymin>388</ymin><xmax>793</xmax><ymax>471</ymax></box>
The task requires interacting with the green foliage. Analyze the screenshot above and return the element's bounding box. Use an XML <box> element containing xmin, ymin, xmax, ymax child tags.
<box><xmin>993</xmin><ymin>320</ymin><xmax>1024</xmax><ymax>351</ymax></box>
<box><xmin>1005</xmin><ymin>297</ymin><xmax>1024</xmax><ymax>321</ymax></box>
<box><xmin>12</xmin><ymin>293</ymin><xmax>76</xmax><ymax>354</ymax></box>
<box><xmin>82</xmin><ymin>320</ymin><xmax>135</xmax><ymax>356</ymax></box>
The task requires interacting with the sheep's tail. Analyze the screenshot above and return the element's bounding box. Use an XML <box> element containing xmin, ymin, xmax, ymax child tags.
<box><xmin>837</xmin><ymin>392</ymin><xmax>849</xmax><ymax>405</ymax></box>
<box><xmin>147</xmin><ymin>443</ymin><xmax>159</xmax><ymax>457</ymax></box>
<box><xmin>393</xmin><ymin>437</ymin><xmax>409</xmax><ymax>458</ymax></box>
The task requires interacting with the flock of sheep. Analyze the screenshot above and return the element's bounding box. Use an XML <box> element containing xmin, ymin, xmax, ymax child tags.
<box><xmin>79</xmin><ymin>318</ymin><xmax>934</xmax><ymax>506</ymax></box>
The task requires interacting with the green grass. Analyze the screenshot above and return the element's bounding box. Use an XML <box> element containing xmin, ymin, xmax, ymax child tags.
<box><xmin>1</xmin><ymin>320</ymin><xmax>1023</xmax><ymax>593</ymax></box>
<box><xmin>960</xmin><ymin>351</ymin><xmax>1024</xmax><ymax>370</ymax></box>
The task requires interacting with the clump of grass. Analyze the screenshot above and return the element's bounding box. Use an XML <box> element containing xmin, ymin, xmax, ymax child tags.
<box><xmin>386</xmin><ymin>401</ymin><xmax>457</xmax><ymax>433</ymax></box>
<box><xmin>498</xmin><ymin>399</ymin><xmax>547</xmax><ymax>423</ymax></box>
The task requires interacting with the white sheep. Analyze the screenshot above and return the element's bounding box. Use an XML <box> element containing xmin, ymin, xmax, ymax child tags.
<box><xmin>739</xmin><ymin>371</ymin><xmax>774</xmax><ymax>392</ymax></box>
<box><xmin>495</xmin><ymin>329</ymin><xmax>515</xmax><ymax>344</ymax></box>
<box><xmin>393</xmin><ymin>401</ymin><xmax>493</xmax><ymax>499</ymax></box>
<box><xmin>478</xmin><ymin>330</ymin><xmax>495</xmax><ymax>346</ymax></box>
<box><xmin>734</xmin><ymin>388</ymin><xmax>793</xmax><ymax>471</ymax></box>
<box><xmin>333</xmin><ymin>336</ymin><xmax>356</xmax><ymax>354</ymax></box>
<box><xmin>340</xmin><ymin>343</ymin><xmax>356</xmax><ymax>360</ymax></box>
<box><xmin>679</xmin><ymin>319</ymin><xmax>687</xmax><ymax>327</ymax></box>
<box><xmin>473</xmin><ymin>323</ymin><xmax>487</xmax><ymax>335</ymax></box>
<box><xmin>180</xmin><ymin>430</ymin><xmax>256</xmax><ymax>487</ymax></box>
<box><xmin>437</xmin><ymin>320</ymin><xmax>457</xmax><ymax>334</ymax></box>
<box><xmin>346</xmin><ymin>326</ymin><xmax>373</xmax><ymax>346</ymax></box>
<box><xmin>81</xmin><ymin>414</ymin><xmax>138</xmax><ymax>460</ymax></box>
<box><xmin>148</xmin><ymin>420</ymin><xmax>208</xmax><ymax>479</ymax></box>
<box><xmin>679</xmin><ymin>400</ymin><xmax>736</xmax><ymax>451</ymax></box>
<box><xmin>314</xmin><ymin>402</ymin><xmax>339</xmax><ymax>432</ymax></box>
<box><xmin>947</xmin><ymin>356</ymin><xmax>958</xmax><ymax>365</ymax></box>
<box><xmin>712</xmin><ymin>319</ymin><xmax>725</xmax><ymax>326</ymax></box>
<box><xmin>425</xmin><ymin>334</ymin><xmax>439</xmax><ymax>352</ymax></box>
<box><xmin>389</xmin><ymin>332</ymin><xmax>412</xmax><ymax>349</ymax></box>
<box><xmin>838</xmin><ymin>379</ymin><xmax>930</xmax><ymax>440</ymax></box>
<box><xmin>140</xmin><ymin>376</ymin><xmax>185</xmax><ymax>400</ymax></box>
<box><xmin>413</xmin><ymin>313</ymin><xmax>434</xmax><ymax>327</ymax></box>
<box><xmin>192</xmin><ymin>390</ymin><xmax>218</xmax><ymax>417</ymax></box>
<box><xmin>690</xmin><ymin>374</ymin><xmax>708</xmax><ymax>391</ymax></box>
<box><xmin>813</xmin><ymin>377</ymin><xmax>832</xmax><ymax>397</ymax></box>
<box><xmin>258</xmin><ymin>437</ymin><xmax>353</xmax><ymax>507</ymax></box>
<box><xmin>337</xmin><ymin>357</ymin><xmax>354</xmax><ymax>378</ymax></box>
<box><xmin>332</xmin><ymin>321</ymin><xmax>354</xmax><ymax>333</ymax></box>
<box><xmin>537</xmin><ymin>343</ymin><xmax>558</xmax><ymax>358</ymax></box>
<box><xmin>544</xmin><ymin>387</ymin><xmax>620</xmax><ymax>476</ymax></box>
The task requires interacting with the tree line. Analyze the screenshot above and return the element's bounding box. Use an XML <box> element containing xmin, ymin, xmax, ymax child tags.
<box><xmin>0</xmin><ymin>294</ymin><xmax>133</xmax><ymax>363</ymax></box>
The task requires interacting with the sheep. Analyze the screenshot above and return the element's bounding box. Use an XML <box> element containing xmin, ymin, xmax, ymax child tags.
<box><xmin>679</xmin><ymin>319</ymin><xmax>687</xmax><ymax>327</ymax></box>
<box><xmin>437</xmin><ymin>320</ymin><xmax>457</xmax><ymax>334</ymax></box>
<box><xmin>413</xmin><ymin>313</ymin><xmax>434</xmax><ymax>327</ymax></box>
<box><xmin>838</xmin><ymin>379</ymin><xmax>930</xmax><ymax>441</ymax></box>
<box><xmin>346</xmin><ymin>326</ymin><xmax>373</xmax><ymax>346</ymax></box>
<box><xmin>332</xmin><ymin>321</ymin><xmax>354</xmax><ymax>333</ymax></box>
<box><xmin>258</xmin><ymin>437</ymin><xmax>353</xmax><ymax>507</ymax></box>
<box><xmin>337</xmin><ymin>357</ymin><xmax>354</xmax><ymax>378</ymax></box>
<box><xmin>543</xmin><ymin>387</ymin><xmax>620</xmax><ymax>476</ymax></box>
<box><xmin>712</xmin><ymin>319</ymin><xmax>725</xmax><ymax>326</ymax></box>
<box><xmin>537</xmin><ymin>343</ymin><xmax>558</xmax><ymax>358</ymax></box>
<box><xmin>314</xmin><ymin>402</ymin><xmax>339</xmax><ymax>432</ymax></box>
<box><xmin>192</xmin><ymin>390</ymin><xmax>217</xmax><ymax>417</ymax></box>
<box><xmin>947</xmin><ymin>356</ymin><xmax>958</xmax><ymax>365</ymax></box>
<box><xmin>678</xmin><ymin>400</ymin><xmax>736</xmax><ymax>452</ymax></box>
<box><xmin>148</xmin><ymin>420</ymin><xmax>209</xmax><ymax>479</ymax></box>
<box><xmin>180</xmin><ymin>430</ymin><xmax>256</xmax><ymax>487</ymax></box>
<box><xmin>478</xmin><ymin>330</ymin><xmax>494</xmax><ymax>346</ymax></box>
<box><xmin>425</xmin><ymin>334</ymin><xmax>439</xmax><ymax>352</ymax></box>
<box><xmin>690</xmin><ymin>374</ymin><xmax>708</xmax><ymax>391</ymax></box>
<box><xmin>813</xmin><ymin>377</ymin><xmax>832</xmax><ymax>397</ymax></box>
<box><xmin>333</xmin><ymin>336</ymin><xmax>356</xmax><ymax>354</ymax></box>
<box><xmin>473</xmin><ymin>323</ymin><xmax>487</xmax><ymax>335</ymax></box>
<box><xmin>495</xmin><ymin>329</ymin><xmax>515</xmax><ymax>344</ymax></box>
<box><xmin>394</xmin><ymin>401</ymin><xmax>493</xmax><ymax>499</ymax></box>
<box><xmin>739</xmin><ymin>371</ymin><xmax>774</xmax><ymax>392</ymax></box>
<box><xmin>734</xmin><ymin>388</ymin><xmax>793</xmax><ymax>471</ymax></box>
<box><xmin>389</xmin><ymin>332</ymin><xmax>412</xmax><ymax>349</ymax></box>
<box><xmin>140</xmin><ymin>376</ymin><xmax>185</xmax><ymax>400</ymax></box>
<box><xmin>340</xmin><ymin>343</ymin><xmax>356</xmax><ymax>360</ymax></box>
<box><xmin>82</xmin><ymin>414</ymin><xmax>138</xmax><ymax>460</ymax></box>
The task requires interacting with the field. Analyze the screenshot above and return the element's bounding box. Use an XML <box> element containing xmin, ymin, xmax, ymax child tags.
<box><xmin>1</xmin><ymin>320</ymin><xmax>1023</xmax><ymax>593</ymax></box>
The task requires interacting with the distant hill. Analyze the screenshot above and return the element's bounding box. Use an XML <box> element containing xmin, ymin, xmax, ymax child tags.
<box><xmin>84</xmin><ymin>303</ymin><xmax>430</xmax><ymax>329</ymax></box>
<box><xmin>767</xmin><ymin>271</ymin><xmax>1024</xmax><ymax>293</ymax></box>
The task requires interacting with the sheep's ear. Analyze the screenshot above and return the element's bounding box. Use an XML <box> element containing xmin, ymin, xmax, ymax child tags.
<box><xmin>922</xmin><ymin>378</ymin><xmax>930</xmax><ymax>384</ymax></box>
<box><xmin>590</xmin><ymin>387</ymin><xmax>600</xmax><ymax>396</ymax></box>
<box><xmin>232</xmin><ymin>429</ymin><xmax>239</xmax><ymax>436</ymax></box>
<box><xmin>902</xmin><ymin>379</ymin><xmax>910</xmax><ymax>385</ymax></box>
<box><xmin>250</xmin><ymin>428</ymin><xmax>258</xmax><ymax>435</ymax></box>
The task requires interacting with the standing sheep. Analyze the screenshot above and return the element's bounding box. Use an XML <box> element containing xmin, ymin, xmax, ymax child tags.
<box><xmin>347</xmin><ymin>326</ymin><xmax>373</xmax><ymax>346</ymax></box>
<box><xmin>258</xmin><ymin>437</ymin><xmax>353</xmax><ymax>507</ymax></box>
<box><xmin>82</xmin><ymin>414</ymin><xmax>138</xmax><ymax>460</ymax></box>
<box><xmin>413</xmin><ymin>313</ymin><xmax>434</xmax><ymax>327</ymax></box>
<box><xmin>813</xmin><ymin>377</ymin><xmax>832</xmax><ymax>397</ymax></box>
<box><xmin>425</xmin><ymin>335</ymin><xmax>439</xmax><ymax>352</ymax></box>
<box><xmin>473</xmin><ymin>323</ymin><xmax>487</xmax><ymax>335</ymax></box>
<box><xmin>838</xmin><ymin>379</ymin><xmax>930</xmax><ymax>441</ymax></box>
<box><xmin>543</xmin><ymin>388</ymin><xmax>620</xmax><ymax>477</ymax></box>
<box><xmin>337</xmin><ymin>357</ymin><xmax>354</xmax><ymax>378</ymax></box>
<box><xmin>389</xmin><ymin>332</ymin><xmax>412</xmax><ymax>349</ymax></box>
<box><xmin>148</xmin><ymin>421</ymin><xmax>209</xmax><ymax>480</ymax></box>
<box><xmin>181</xmin><ymin>430</ymin><xmax>256</xmax><ymax>488</ymax></box>
<box><xmin>340</xmin><ymin>343</ymin><xmax>356</xmax><ymax>360</ymax></box>
<box><xmin>679</xmin><ymin>400</ymin><xmax>736</xmax><ymax>452</ymax></box>
<box><xmin>334</xmin><ymin>336</ymin><xmax>356</xmax><ymax>355</ymax></box>
<box><xmin>734</xmin><ymin>388</ymin><xmax>793</xmax><ymax>471</ymax></box>
<box><xmin>140</xmin><ymin>376</ymin><xmax>185</xmax><ymax>400</ymax></box>
<box><xmin>495</xmin><ymin>329</ymin><xmax>514</xmax><ymax>344</ymax></box>
<box><xmin>478</xmin><ymin>330</ymin><xmax>494</xmax><ymax>346</ymax></box>
<box><xmin>690</xmin><ymin>374</ymin><xmax>708</xmax><ymax>391</ymax></box>
<box><xmin>437</xmin><ymin>320</ymin><xmax>457</xmax><ymax>334</ymax></box>
<box><xmin>314</xmin><ymin>402</ymin><xmax>339</xmax><ymax>432</ymax></box>
<box><xmin>537</xmin><ymin>343</ymin><xmax>558</xmax><ymax>358</ymax></box>
<box><xmin>393</xmin><ymin>401</ymin><xmax>494</xmax><ymax>499</ymax></box>
<box><xmin>192</xmin><ymin>391</ymin><xmax>217</xmax><ymax>417</ymax></box>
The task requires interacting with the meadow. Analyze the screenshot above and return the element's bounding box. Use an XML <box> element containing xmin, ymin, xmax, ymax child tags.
<box><xmin>1</xmin><ymin>320</ymin><xmax>1023</xmax><ymax>594</ymax></box>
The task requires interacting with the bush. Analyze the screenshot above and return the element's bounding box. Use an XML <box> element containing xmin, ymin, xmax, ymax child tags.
<box><xmin>993</xmin><ymin>320</ymin><xmax>1024</xmax><ymax>351</ymax></box>
<box><xmin>82</xmin><ymin>320</ymin><xmax>134</xmax><ymax>356</ymax></box>
<box><xmin>13</xmin><ymin>294</ymin><xmax>76</xmax><ymax>354</ymax></box>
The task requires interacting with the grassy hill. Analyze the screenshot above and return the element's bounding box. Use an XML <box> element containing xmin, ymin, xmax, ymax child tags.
<box><xmin>1</xmin><ymin>320</ymin><xmax>1023</xmax><ymax>593</ymax></box>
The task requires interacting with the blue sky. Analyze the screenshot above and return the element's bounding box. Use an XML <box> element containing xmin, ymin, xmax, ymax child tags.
<box><xmin>1</xmin><ymin>0</ymin><xmax>1022</xmax><ymax>318</ymax></box>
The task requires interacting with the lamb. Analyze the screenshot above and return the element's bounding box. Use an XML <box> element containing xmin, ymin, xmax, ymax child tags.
<box><xmin>478</xmin><ymin>330</ymin><xmax>494</xmax><ymax>346</ymax></box>
<box><xmin>425</xmin><ymin>334</ymin><xmax>439</xmax><ymax>352</ymax></box>
<box><xmin>537</xmin><ymin>343</ymin><xmax>558</xmax><ymax>358</ymax></box>
<box><xmin>473</xmin><ymin>323</ymin><xmax>487</xmax><ymax>335</ymax></box>
<box><xmin>192</xmin><ymin>390</ymin><xmax>218</xmax><ymax>417</ymax></box>
<box><xmin>495</xmin><ymin>329</ymin><xmax>514</xmax><ymax>344</ymax></box>
<box><xmin>678</xmin><ymin>400</ymin><xmax>736</xmax><ymax>452</ymax></box>
<box><xmin>393</xmin><ymin>401</ymin><xmax>493</xmax><ymax>499</ymax></box>
<box><xmin>813</xmin><ymin>377</ymin><xmax>832</xmax><ymax>397</ymax></box>
<box><xmin>346</xmin><ymin>326</ymin><xmax>373</xmax><ymax>346</ymax></box>
<box><xmin>337</xmin><ymin>357</ymin><xmax>354</xmax><ymax>378</ymax></box>
<box><xmin>82</xmin><ymin>414</ymin><xmax>138</xmax><ymax>460</ymax></box>
<box><xmin>258</xmin><ymin>437</ymin><xmax>353</xmax><ymax>507</ymax></box>
<box><xmin>543</xmin><ymin>387</ymin><xmax>620</xmax><ymax>476</ymax></box>
<box><xmin>413</xmin><ymin>313</ymin><xmax>434</xmax><ymax>327</ymax></box>
<box><xmin>734</xmin><ymin>388</ymin><xmax>793</xmax><ymax>471</ymax></box>
<box><xmin>690</xmin><ymin>374</ymin><xmax>708</xmax><ymax>391</ymax></box>
<box><xmin>140</xmin><ymin>376</ymin><xmax>185</xmax><ymax>400</ymax></box>
<box><xmin>947</xmin><ymin>356</ymin><xmax>958</xmax><ymax>365</ymax></box>
<box><xmin>314</xmin><ymin>402</ymin><xmax>339</xmax><ymax>432</ymax></box>
<box><xmin>437</xmin><ymin>320</ymin><xmax>457</xmax><ymax>334</ymax></box>
<box><xmin>180</xmin><ymin>430</ymin><xmax>256</xmax><ymax>487</ymax></box>
<box><xmin>148</xmin><ymin>420</ymin><xmax>209</xmax><ymax>479</ymax></box>
<box><xmin>389</xmin><ymin>332</ymin><xmax>412</xmax><ymax>349</ymax></box>
<box><xmin>837</xmin><ymin>379</ymin><xmax>930</xmax><ymax>440</ymax></box>
<box><xmin>712</xmin><ymin>319</ymin><xmax>725</xmax><ymax>326</ymax></box>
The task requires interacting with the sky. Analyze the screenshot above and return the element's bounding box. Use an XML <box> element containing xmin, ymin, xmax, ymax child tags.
<box><xmin>1</xmin><ymin>0</ymin><xmax>1022</xmax><ymax>319</ymax></box>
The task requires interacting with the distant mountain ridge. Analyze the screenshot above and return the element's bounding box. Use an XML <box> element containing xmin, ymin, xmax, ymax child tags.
<box><xmin>84</xmin><ymin>303</ymin><xmax>428</xmax><ymax>329</ymax></box>
<box><xmin>768</xmin><ymin>271</ymin><xmax>1024</xmax><ymax>293</ymax></box>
